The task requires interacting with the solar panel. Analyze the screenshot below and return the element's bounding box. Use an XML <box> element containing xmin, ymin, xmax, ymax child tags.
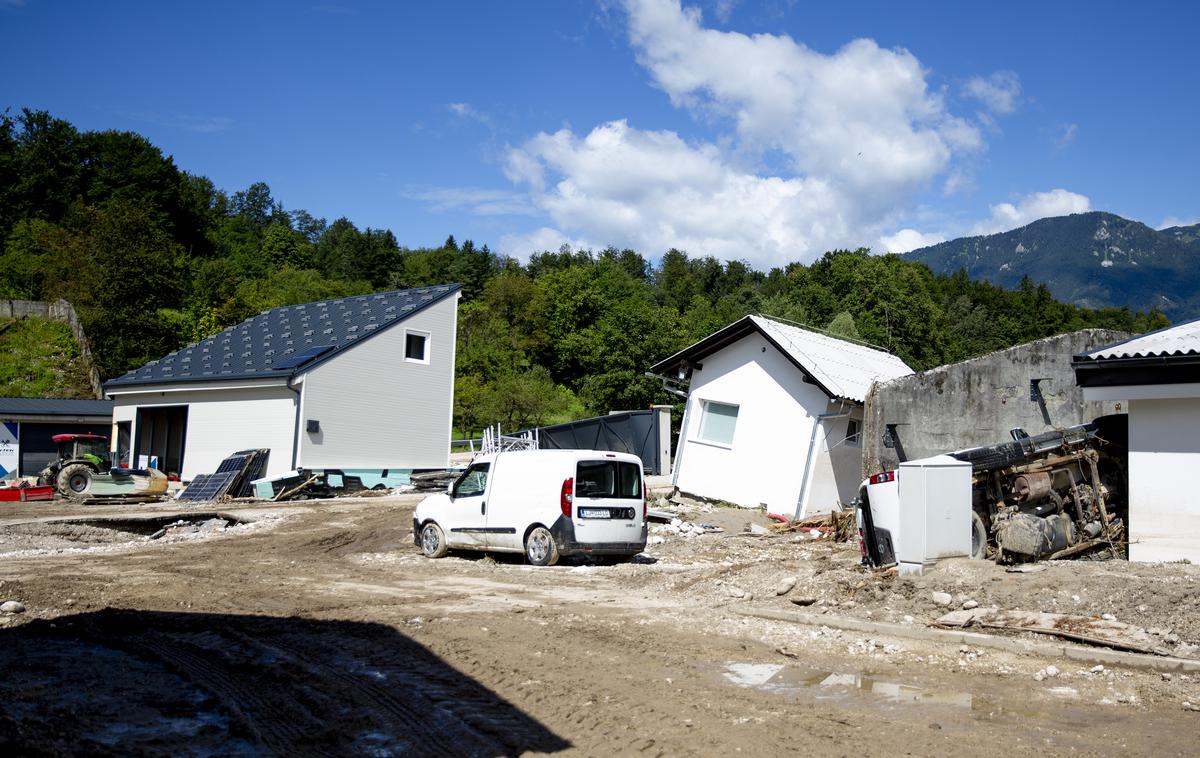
<box><xmin>271</xmin><ymin>344</ymin><xmax>335</xmax><ymax>370</ymax></box>
<box><xmin>215</xmin><ymin>454</ymin><xmax>250</xmax><ymax>474</ymax></box>
<box><xmin>177</xmin><ymin>472</ymin><xmax>238</xmax><ymax>502</ymax></box>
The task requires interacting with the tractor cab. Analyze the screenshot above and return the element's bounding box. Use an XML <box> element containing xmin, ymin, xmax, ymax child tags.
<box><xmin>38</xmin><ymin>434</ymin><xmax>111</xmax><ymax>498</ymax></box>
<box><xmin>53</xmin><ymin>434</ymin><xmax>111</xmax><ymax>469</ymax></box>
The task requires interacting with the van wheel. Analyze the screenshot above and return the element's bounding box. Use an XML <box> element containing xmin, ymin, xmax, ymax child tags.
<box><xmin>970</xmin><ymin>511</ymin><xmax>988</xmax><ymax>560</ymax></box>
<box><xmin>420</xmin><ymin>522</ymin><xmax>448</xmax><ymax>559</ymax></box>
<box><xmin>524</xmin><ymin>526</ymin><xmax>559</xmax><ymax>566</ymax></box>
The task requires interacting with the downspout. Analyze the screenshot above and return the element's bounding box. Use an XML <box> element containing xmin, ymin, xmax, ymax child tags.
<box><xmin>287</xmin><ymin>375</ymin><xmax>302</xmax><ymax>470</ymax></box>
<box><xmin>793</xmin><ymin>408</ymin><xmax>851</xmax><ymax>520</ymax></box>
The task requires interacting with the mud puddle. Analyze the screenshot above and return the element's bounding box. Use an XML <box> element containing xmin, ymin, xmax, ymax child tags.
<box><xmin>723</xmin><ymin>662</ymin><xmax>973</xmax><ymax>707</ymax></box>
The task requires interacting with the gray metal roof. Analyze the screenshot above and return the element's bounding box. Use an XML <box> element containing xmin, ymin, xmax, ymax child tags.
<box><xmin>1077</xmin><ymin>317</ymin><xmax>1200</xmax><ymax>361</ymax></box>
<box><xmin>750</xmin><ymin>316</ymin><xmax>913</xmax><ymax>402</ymax></box>
<box><xmin>0</xmin><ymin>397</ymin><xmax>113</xmax><ymax>416</ymax></box>
<box><xmin>104</xmin><ymin>284</ymin><xmax>461</xmax><ymax>389</ymax></box>
<box><xmin>650</xmin><ymin>314</ymin><xmax>913</xmax><ymax>403</ymax></box>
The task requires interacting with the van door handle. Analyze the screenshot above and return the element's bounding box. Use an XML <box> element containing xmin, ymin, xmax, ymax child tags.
<box><xmin>481</xmin><ymin>502</ymin><xmax>486</xmax><ymax>515</ymax></box>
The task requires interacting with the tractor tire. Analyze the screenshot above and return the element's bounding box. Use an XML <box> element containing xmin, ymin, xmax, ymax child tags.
<box><xmin>57</xmin><ymin>463</ymin><xmax>94</xmax><ymax>499</ymax></box>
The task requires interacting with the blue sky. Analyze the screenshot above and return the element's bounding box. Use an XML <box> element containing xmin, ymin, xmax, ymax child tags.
<box><xmin>2</xmin><ymin>0</ymin><xmax>1197</xmax><ymax>269</ymax></box>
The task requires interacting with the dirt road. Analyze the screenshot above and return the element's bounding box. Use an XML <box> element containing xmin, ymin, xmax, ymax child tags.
<box><xmin>0</xmin><ymin>494</ymin><xmax>1197</xmax><ymax>756</ymax></box>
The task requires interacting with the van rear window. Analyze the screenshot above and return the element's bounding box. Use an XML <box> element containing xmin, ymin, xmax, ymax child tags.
<box><xmin>575</xmin><ymin>460</ymin><xmax>641</xmax><ymax>499</ymax></box>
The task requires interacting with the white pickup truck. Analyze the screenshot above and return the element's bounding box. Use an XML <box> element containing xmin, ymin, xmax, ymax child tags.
<box><xmin>414</xmin><ymin>449</ymin><xmax>648</xmax><ymax>566</ymax></box>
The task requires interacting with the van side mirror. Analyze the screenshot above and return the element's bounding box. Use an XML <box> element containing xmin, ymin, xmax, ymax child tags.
<box><xmin>446</xmin><ymin>482</ymin><xmax>455</xmax><ymax>498</ymax></box>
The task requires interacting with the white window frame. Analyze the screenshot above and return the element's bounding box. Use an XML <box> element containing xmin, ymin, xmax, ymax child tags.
<box><xmin>404</xmin><ymin>329</ymin><xmax>430</xmax><ymax>364</ymax></box>
<box><xmin>694</xmin><ymin>399</ymin><xmax>739</xmax><ymax>448</ymax></box>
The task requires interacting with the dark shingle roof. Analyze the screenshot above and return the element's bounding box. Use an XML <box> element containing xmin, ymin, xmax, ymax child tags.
<box><xmin>104</xmin><ymin>283</ymin><xmax>460</xmax><ymax>389</ymax></box>
<box><xmin>0</xmin><ymin>397</ymin><xmax>113</xmax><ymax>416</ymax></box>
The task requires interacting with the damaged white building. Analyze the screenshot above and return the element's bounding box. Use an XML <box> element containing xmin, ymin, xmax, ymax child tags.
<box><xmin>651</xmin><ymin>315</ymin><xmax>913</xmax><ymax>517</ymax></box>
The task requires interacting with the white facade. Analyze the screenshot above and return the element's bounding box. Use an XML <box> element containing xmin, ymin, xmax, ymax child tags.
<box><xmin>1083</xmin><ymin>383</ymin><xmax>1200</xmax><ymax>563</ymax></box>
<box><xmin>297</xmin><ymin>294</ymin><xmax>457</xmax><ymax>470</ymax></box>
<box><xmin>106</xmin><ymin>290</ymin><xmax>460</xmax><ymax>482</ymax></box>
<box><xmin>671</xmin><ymin>331</ymin><xmax>865</xmax><ymax>516</ymax></box>
<box><xmin>110</xmin><ymin>382</ymin><xmax>297</xmax><ymax>480</ymax></box>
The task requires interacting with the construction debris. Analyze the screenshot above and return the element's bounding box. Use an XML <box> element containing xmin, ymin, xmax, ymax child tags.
<box><xmin>934</xmin><ymin>608</ymin><xmax>1173</xmax><ymax>656</ymax></box>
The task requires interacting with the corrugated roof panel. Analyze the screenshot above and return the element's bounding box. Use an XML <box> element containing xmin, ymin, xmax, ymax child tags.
<box><xmin>750</xmin><ymin>315</ymin><xmax>914</xmax><ymax>402</ymax></box>
<box><xmin>1081</xmin><ymin>318</ymin><xmax>1200</xmax><ymax>360</ymax></box>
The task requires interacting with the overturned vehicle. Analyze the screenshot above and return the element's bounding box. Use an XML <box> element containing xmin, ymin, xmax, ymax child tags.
<box><xmin>857</xmin><ymin>415</ymin><xmax>1128</xmax><ymax>568</ymax></box>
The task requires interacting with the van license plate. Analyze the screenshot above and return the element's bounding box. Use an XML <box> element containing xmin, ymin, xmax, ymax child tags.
<box><xmin>580</xmin><ymin>508</ymin><xmax>610</xmax><ymax>519</ymax></box>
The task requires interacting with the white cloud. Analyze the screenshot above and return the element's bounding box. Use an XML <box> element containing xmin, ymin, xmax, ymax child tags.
<box><xmin>488</xmin><ymin>0</ymin><xmax>989</xmax><ymax>267</ymax></box>
<box><xmin>879</xmin><ymin>228</ymin><xmax>945</xmax><ymax>254</ymax></box>
<box><xmin>405</xmin><ymin>186</ymin><xmax>535</xmax><ymax>217</ymax></box>
<box><xmin>447</xmin><ymin>102</ymin><xmax>492</xmax><ymax>126</ymax></box>
<box><xmin>964</xmin><ymin>71</ymin><xmax>1021</xmax><ymax>114</ymax></box>
<box><xmin>1056</xmin><ymin>122</ymin><xmax>1078</xmax><ymax>149</ymax></box>
<box><xmin>1159</xmin><ymin>215</ymin><xmax>1200</xmax><ymax>230</ymax></box>
<box><xmin>711</xmin><ymin>0</ymin><xmax>738</xmax><ymax>22</ymax></box>
<box><xmin>505</xmin><ymin>120</ymin><xmax>848</xmax><ymax>268</ymax></box>
<box><xmin>624</xmin><ymin>0</ymin><xmax>980</xmax><ymax>203</ymax></box>
<box><xmin>971</xmin><ymin>189</ymin><xmax>1091</xmax><ymax>236</ymax></box>
<box><xmin>498</xmin><ymin>227</ymin><xmax>597</xmax><ymax>260</ymax></box>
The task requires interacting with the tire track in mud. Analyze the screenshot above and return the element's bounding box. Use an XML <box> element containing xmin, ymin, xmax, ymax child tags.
<box><xmin>0</xmin><ymin>609</ymin><xmax>569</xmax><ymax>757</ymax></box>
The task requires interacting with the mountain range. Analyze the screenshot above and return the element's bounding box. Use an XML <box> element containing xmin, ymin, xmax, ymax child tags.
<box><xmin>904</xmin><ymin>211</ymin><xmax>1200</xmax><ymax>321</ymax></box>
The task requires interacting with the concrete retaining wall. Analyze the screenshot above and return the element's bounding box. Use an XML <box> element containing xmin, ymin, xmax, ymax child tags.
<box><xmin>0</xmin><ymin>299</ymin><xmax>103</xmax><ymax>399</ymax></box>
<box><xmin>862</xmin><ymin>329</ymin><xmax>1128</xmax><ymax>476</ymax></box>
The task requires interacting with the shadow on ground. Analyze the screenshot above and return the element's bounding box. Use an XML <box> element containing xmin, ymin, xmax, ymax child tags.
<box><xmin>0</xmin><ymin>608</ymin><xmax>570</xmax><ymax>757</ymax></box>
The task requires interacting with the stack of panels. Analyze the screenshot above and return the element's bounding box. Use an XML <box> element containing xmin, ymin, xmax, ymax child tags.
<box><xmin>178</xmin><ymin>449</ymin><xmax>270</xmax><ymax>502</ymax></box>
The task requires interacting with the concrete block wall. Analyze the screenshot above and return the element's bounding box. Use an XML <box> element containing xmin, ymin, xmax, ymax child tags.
<box><xmin>862</xmin><ymin>329</ymin><xmax>1128</xmax><ymax>476</ymax></box>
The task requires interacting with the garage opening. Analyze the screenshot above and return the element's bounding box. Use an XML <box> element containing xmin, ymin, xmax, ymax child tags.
<box><xmin>135</xmin><ymin>406</ymin><xmax>188</xmax><ymax>475</ymax></box>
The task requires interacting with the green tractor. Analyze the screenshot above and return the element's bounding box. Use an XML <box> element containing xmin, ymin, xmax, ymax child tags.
<box><xmin>37</xmin><ymin>433</ymin><xmax>111</xmax><ymax>499</ymax></box>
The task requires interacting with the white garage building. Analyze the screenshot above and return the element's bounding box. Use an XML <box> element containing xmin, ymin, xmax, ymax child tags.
<box><xmin>651</xmin><ymin>315</ymin><xmax>913</xmax><ymax>517</ymax></box>
<box><xmin>103</xmin><ymin>284</ymin><xmax>460</xmax><ymax>483</ymax></box>
<box><xmin>1073</xmin><ymin>319</ymin><xmax>1200</xmax><ymax>563</ymax></box>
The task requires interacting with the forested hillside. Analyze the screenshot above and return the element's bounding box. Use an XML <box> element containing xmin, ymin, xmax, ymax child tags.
<box><xmin>0</xmin><ymin>109</ymin><xmax>1169</xmax><ymax>434</ymax></box>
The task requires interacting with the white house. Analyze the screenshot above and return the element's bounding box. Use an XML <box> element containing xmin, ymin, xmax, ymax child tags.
<box><xmin>650</xmin><ymin>315</ymin><xmax>913</xmax><ymax>517</ymax></box>
<box><xmin>1073</xmin><ymin>319</ymin><xmax>1200</xmax><ymax>563</ymax></box>
<box><xmin>103</xmin><ymin>284</ymin><xmax>460</xmax><ymax>484</ymax></box>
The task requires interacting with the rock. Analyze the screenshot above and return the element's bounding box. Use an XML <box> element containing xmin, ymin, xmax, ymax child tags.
<box><xmin>749</xmin><ymin>523</ymin><xmax>770</xmax><ymax>535</ymax></box>
<box><xmin>1071</xmin><ymin>594</ymin><xmax>1081</xmax><ymax>604</ymax></box>
<box><xmin>962</xmin><ymin>599</ymin><xmax>979</xmax><ymax>610</ymax></box>
<box><xmin>1166</xmin><ymin>633</ymin><xmax>1180</xmax><ymax>645</ymax></box>
<box><xmin>647</xmin><ymin>535</ymin><xmax>665</xmax><ymax>546</ymax></box>
<box><xmin>0</xmin><ymin>600</ymin><xmax>26</xmax><ymax>614</ymax></box>
<box><xmin>1101</xmin><ymin>613</ymin><xmax>1116</xmax><ymax>621</ymax></box>
<box><xmin>726</xmin><ymin>587</ymin><xmax>747</xmax><ymax>599</ymax></box>
<box><xmin>775</xmin><ymin>577</ymin><xmax>797</xmax><ymax>596</ymax></box>
<box><xmin>670</xmin><ymin>518</ymin><xmax>683</xmax><ymax>527</ymax></box>
<box><xmin>1045</xmin><ymin>665</ymin><xmax>1059</xmax><ymax>678</ymax></box>
<box><xmin>931</xmin><ymin>592</ymin><xmax>953</xmax><ymax>606</ymax></box>
<box><xmin>1090</xmin><ymin>665</ymin><xmax>1105</xmax><ymax>674</ymax></box>
<box><xmin>1034</xmin><ymin>671</ymin><xmax>1045</xmax><ymax>682</ymax></box>
<box><xmin>789</xmin><ymin>597</ymin><xmax>817</xmax><ymax>607</ymax></box>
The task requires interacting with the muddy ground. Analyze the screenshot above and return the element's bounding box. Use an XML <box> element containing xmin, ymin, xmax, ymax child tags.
<box><xmin>0</xmin><ymin>493</ymin><xmax>1197</xmax><ymax>756</ymax></box>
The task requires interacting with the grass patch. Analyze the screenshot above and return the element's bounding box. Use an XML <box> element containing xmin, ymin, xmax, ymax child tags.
<box><xmin>0</xmin><ymin>317</ymin><xmax>94</xmax><ymax>398</ymax></box>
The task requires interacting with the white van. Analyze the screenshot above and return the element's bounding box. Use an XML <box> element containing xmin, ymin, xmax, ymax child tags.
<box><xmin>413</xmin><ymin>450</ymin><xmax>648</xmax><ymax>566</ymax></box>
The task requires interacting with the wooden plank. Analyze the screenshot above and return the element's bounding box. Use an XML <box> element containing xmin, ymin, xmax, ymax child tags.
<box><xmin>935</xmin><ymin>608</ymin><xmax>1171</xmax><ymax>656</ymax></box>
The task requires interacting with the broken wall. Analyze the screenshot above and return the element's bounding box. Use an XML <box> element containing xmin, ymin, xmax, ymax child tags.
<box><xmin>862</xmin><ymin>329</ymin><xmax>1128</xmax><ymax>476</ymax></box>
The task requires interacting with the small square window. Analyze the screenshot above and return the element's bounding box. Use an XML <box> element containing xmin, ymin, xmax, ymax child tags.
<box><xmin>405</xmin><ymin>331</ymin><xmax>428</xmax><ymax>363</ymax></box>
<box><xmin>846</xmin><ymin>418</ymin><xmax>861</xmax><ymax>447</ymax></box>
<box><xmin>697</xmin><ymin>400</ymin><xmax>739</xmax><ymax>446</ymax></box>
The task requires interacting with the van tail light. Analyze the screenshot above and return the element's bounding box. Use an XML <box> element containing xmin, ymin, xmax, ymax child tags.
<box><xmin>560</xmin><ymin>477</ymin><xmax>573</xmax><ymax>518</ymax></box>
<box><xmin>868</xmin><ymin>471</ymin><xmax>896</xmax><ymax>485</ymax></box>
<box><xmin>643</xmin><ymin>477</ymin><xmax>649</xmax><ymax>520</ymax></box>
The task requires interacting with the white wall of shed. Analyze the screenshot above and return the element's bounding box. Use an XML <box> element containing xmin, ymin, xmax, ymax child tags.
<box><xmin>1127</xmin><ymin>396</ymin><xmax>1200</xmax><ymax>563</ymax></box>
<box><xmin>110</xmin><ymin>384</ymin><xmax>297</xmax><ymax>480</ymax></box>
<box><xmin>803</xmin><ymin>409</ymin><xmax>865</xmax><ymax>516</ymax></box>
<box><xmin>673</xmin><ymin>332</ymin><xmax>839</xmax><ymax>514</ymax></box>
<box><xmin>297</xmin><ymin>293</ymin><xmax>458</xmax><ymax>470</ymax></box>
